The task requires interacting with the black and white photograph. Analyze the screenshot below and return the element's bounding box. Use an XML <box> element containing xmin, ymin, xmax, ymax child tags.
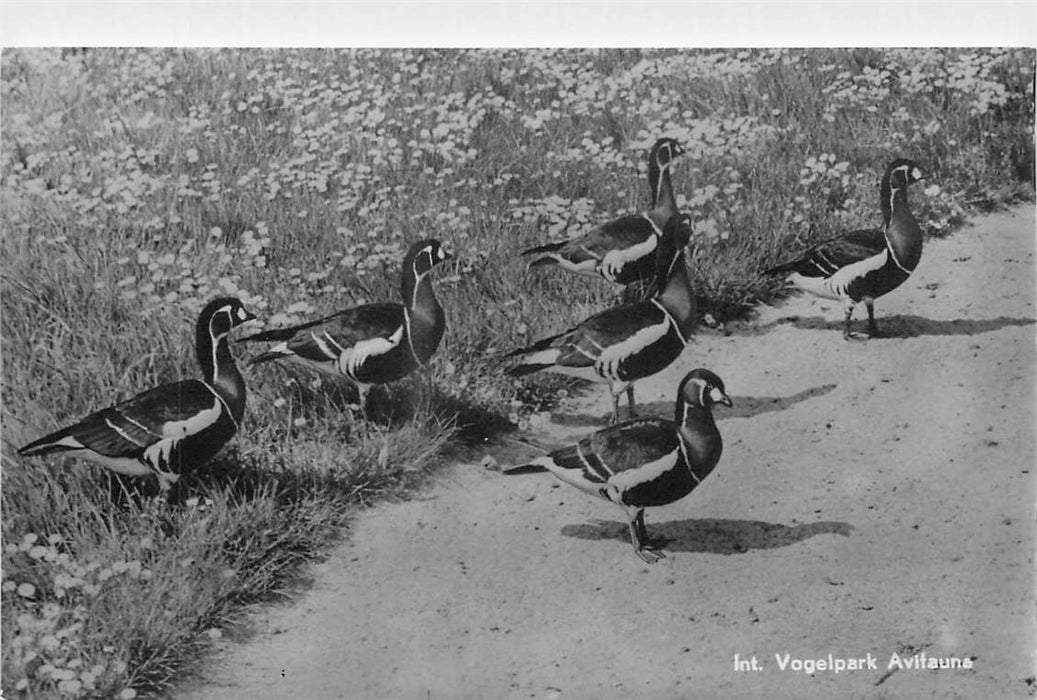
<box><xmin>1</xmin><ymin>2</ymin><xmax>1034</xmax><ymax>698</ymax></box>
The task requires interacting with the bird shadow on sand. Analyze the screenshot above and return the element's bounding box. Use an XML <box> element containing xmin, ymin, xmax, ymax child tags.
<box><xmin>758</xmin><ymin>314</ymin><xmax>1035</xmax><ymax>338</ymax></box>
<box><xmin>551</xmin><ymin>383</ymin><xmax>837</xmax><ymax>427</ymax></box>
<box><xmin>562</xmin><ymin>517</ymin><xmax>854</xmax><ymax>556</ymax></box>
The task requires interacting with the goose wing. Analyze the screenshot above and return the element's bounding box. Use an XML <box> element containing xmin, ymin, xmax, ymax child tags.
<box><xmin>767</xmin><ymin>227</ymin><xmax>886</xmax><ymax>278</ymax></box>
<box><xmin>19</xmin><ymin>379</ymin><xmax>227</xmax><ymax>461</ymax></box>
<box><xmin>247</xmin><ymin>303</ymin><xmax>406</xmax><ymax>365</ymax></box>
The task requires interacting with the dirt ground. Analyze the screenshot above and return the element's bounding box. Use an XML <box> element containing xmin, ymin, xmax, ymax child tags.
<box><xmin>179</xmin><ymin>205</ymin><xmax>1036</xmax><ymax>700</ymax></box>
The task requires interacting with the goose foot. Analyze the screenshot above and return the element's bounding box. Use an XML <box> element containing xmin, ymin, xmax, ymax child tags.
<box><xmin>628</xmin><ymin>509</ymin><xmax>666</xmax><ymax>563</ymax></box>
<box><xmin>635</xmin><ymin>545</ymin><xmax>666</xmax><ymax>564</ymax></box>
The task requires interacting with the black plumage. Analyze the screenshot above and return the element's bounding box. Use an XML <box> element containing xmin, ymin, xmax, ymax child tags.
<box><xmin>507</xmin><ymin>215</ymin><xmax>696</xmax><ymax>423</ymax></box>
<box><xmin>18</xmin><ymin>297</ymin><xmax>256</xmax><ymax>492</ymax></box>
<box><xmin>765</xmin><ymin>158</ymin><xmax>925</xmax><ymax>339</ymax></box>
<box><xmin>521</xmin><ymin>137</ymin><xmax>685</xmax><ymax>286</ymax></box>
<box><xmin>241</xmin><ymin>239</ymin><xmax>450</xmax><ymax>411</ymax></box>
<box><xmin>507</xmin><ymin>368</ymin><xmax>732</xmax><ymax>563</ymax></box>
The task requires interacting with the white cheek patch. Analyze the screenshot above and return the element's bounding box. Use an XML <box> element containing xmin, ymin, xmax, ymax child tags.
<box><xmin>708</xmin><ymin>386</ymin><xmax>727</xmax><ymax>405</ymax></box>
<box><xmin>236</xmin><ymin>307</ymin><xmax>248</xmax><ymax>321</ymax></box>
<box><xmin>912</xmin><ymin>167</ymin><xmax>922</xmax><ymax>180</ymax></box>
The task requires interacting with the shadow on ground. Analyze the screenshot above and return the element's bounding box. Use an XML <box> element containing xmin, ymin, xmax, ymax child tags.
<box><xmin>759</xmin><ymin>314</ymin><xmax>1035</xmax><ymax>338</ymax></box>
<box><xmin>562</xmin><ymin>517</ymin><xmax>854</xmax><ymax>555</ymax></box>
<box><xmin>552</xmin><ymin>383</ymin><xmax>838</xmax><ymax>426</ymax></box>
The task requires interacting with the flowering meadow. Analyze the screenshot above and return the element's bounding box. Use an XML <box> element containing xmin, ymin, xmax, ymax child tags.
<box><xmin>1</xmin><ymin>48</ymin><xmax>1033</xmax><ymax>697</ymax></box>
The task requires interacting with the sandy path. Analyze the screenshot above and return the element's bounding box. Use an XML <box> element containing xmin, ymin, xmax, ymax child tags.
<box><xmin>179</xmin><ymin>205</ymin><xmax>1035</xmax><ymax>700</ymax></box>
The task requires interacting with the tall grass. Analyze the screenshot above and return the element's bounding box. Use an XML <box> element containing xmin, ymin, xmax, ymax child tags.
<box><xmin>1</xmin><ymin>47</ymin><xmax>1033</xmax><ymax>697</ymax></box>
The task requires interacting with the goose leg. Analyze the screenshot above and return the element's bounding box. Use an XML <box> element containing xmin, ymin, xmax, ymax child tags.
<box><xmin>156</xmin><ymin>471</ymin><xmax>179</xmax><ymax>495</ymax></box>
<box><xmin>626</xmin><ymin>385</ymin><xmax>637</xmax><ymax>419</ymax></box>
<box><xmin>424</xmin><ymin>367</ymin><xmax>435</xmax><ymax>412</ymax></box>
<box><xmin>347</xmin><ymin>383</ymin><xmax>370</xmax><ymax>421</ymax></box>
<box><xmin>628</xmin><ymin>508</ymin><xmax>665</xmax><ymax>563</ymax></box>
<box><xmin>864</xmin><ymin>298</ymin><xmax>881</xmax><ymax>337</ymax></box>
<box><xmin>843</xmin><ymin>302</ymin><xmax>866</xmax><ymax>341</ymax></box>
<box><xmin>610</xmin><ymin>393</ymin><xmax>621</xmax><ymax>425</ymax></box>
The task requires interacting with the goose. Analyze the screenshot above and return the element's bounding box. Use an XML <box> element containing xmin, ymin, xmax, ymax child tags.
<box><xmin>521</xmin><ymin>137</ymin><xmax>685</xmax><ymax>287</ymax></box>
<box><xmin>19</xmin><ymin>297</ymin><xmax>256</xmax><ymax>493</ymax></box>
<box><xmin>242</xmin><ymin>239</ymin><xmax>451</xmax><ymax>412</ymax></box>
<box><xmin>507</xmin><ymin>368</ymin><xmax>731</xmax><ymax>563</ymax></box>
<box><xmin>765</xmin><ymin>158</ymin><xmax>925</xmax><ymax>339</ymax></box>
<box><xmin>507</xmin><ymin>215</ymin><xmax>695</xmax><ymax>423</ymax></box>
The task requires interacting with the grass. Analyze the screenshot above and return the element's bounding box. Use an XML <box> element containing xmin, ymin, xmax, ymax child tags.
<box><xmin>1</xmin><ymin>47</ymin><xmax>1034</xmax><ymax>698</ymax></box>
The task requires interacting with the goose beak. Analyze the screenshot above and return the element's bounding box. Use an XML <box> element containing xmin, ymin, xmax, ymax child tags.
<box><xmin>710</xmin><ymin>387</ymin><xmax>733</xmax><ymax>407</ymax></box>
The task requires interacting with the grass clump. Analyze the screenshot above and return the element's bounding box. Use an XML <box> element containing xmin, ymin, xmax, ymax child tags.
<box><xmin>2</xmin><ymin>47</ymin><xmax>1034</xmax><ymax>697</ymax></box>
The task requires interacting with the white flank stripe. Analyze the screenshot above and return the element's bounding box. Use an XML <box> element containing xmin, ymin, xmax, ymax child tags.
<box><xmin>595</xmin><ymin>318</ymin><xmax>669</xmax><ymax>378</ymax></box>
<box><xmin>609</xmin><ymin>447</ymin><xmax>681</xmax><ymax>493</ymax></box>
<box><xmin>161</xmin><ymin>396</ymin><xmax>223</xmax><ymax>439</ymax></box>
<box><xmin>824</xmin><ymin>248</ymin><xmax>888</xmax><ymax>298</ymax></box>
<box><xmin>338</xmin><ymin>325</ymin><xmax>404</xmax><ymax>378</ymax></box>
<box><xmin>143</xmin><ymin>438</ymin><xmax>179</xmax><ymax>472</ymax></box>
<box><xmin>140</xmin><ymin>391</ymin><xmax>222</xmax><ymax>467</ymax></box>
<box><xmin>598</xmin><ymin>223</ymin><xmax>658</xmax><ymax>282</ymax></box>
